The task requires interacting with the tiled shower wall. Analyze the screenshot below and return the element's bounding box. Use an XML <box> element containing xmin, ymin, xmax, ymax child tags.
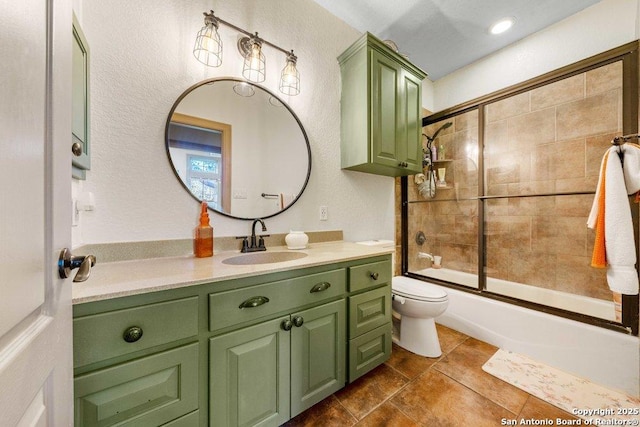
<box><xmin>398</xmin><ymin>61</ymin><xmax>624</xmax><ymax>301</ymax></box>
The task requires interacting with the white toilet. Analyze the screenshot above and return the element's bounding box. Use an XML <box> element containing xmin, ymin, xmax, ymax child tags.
<box><xmin>391</xmin><ymin>276</ymin><xmax>449</xmax><ymax>357</ymax></box>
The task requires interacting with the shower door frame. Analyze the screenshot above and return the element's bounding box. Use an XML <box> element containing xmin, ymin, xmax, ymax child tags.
<box><xmin>401</xmin><ymin>40</ymin><xmax>640</xmax><ymax>336</ymax></box>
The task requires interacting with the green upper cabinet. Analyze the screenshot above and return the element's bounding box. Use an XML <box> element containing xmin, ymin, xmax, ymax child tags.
<box><xmin>339</xmin><ymin>32</ymin><xmax>426</xmax><ymax>177</ymax></box>
<box><xmin>72</xmin><ymin>13</ymin><xmax>90</xmax><ymax>180</ymax></box>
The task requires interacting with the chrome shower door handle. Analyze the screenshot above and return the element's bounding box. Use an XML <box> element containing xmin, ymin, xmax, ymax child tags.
<box><xmin>58</xmin><ymin>248</ymin><xmax>97</xmax><ymax>282</ymax></box>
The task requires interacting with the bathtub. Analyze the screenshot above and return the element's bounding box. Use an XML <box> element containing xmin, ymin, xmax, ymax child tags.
<box><xmin>405</xmin><ymin>269</ymin><xmax>640</xmax><ymax>397</ymax></box>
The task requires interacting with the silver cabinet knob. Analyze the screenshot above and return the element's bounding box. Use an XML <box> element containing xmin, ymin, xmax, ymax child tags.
<box><xmin>72</xmin><ymin>142</ymin><xmax>83</xmax><ymax>157</ymax></box>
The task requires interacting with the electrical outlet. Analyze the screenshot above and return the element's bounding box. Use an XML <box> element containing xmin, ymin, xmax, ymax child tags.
<box><xmin>320</xmin><ymin>205</ymin><xmax>328</xmax><ymax>221</ymax></box>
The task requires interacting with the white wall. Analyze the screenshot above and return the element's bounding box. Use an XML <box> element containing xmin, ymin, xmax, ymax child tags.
<box><xmin>427</xmin><ymin>0</ymin><xmax>640</xmax><ymax>112</ymax></box>
<box><xmin>72</xmin><ymin>0</ymin><xmax>396</xmax><ymax>247</ymax></box>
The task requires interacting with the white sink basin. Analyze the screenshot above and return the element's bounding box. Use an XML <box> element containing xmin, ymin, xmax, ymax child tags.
<box><xmin>222</xmin><ymin>251</ymin><xmax>308</xmax><ymax>265</ymax></box>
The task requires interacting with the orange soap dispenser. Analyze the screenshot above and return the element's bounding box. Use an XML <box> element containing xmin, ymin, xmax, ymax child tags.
<box><xmin>194</xmin><ymin>201</ymin><xmax>213</xmax><ymax>257</ymax></box>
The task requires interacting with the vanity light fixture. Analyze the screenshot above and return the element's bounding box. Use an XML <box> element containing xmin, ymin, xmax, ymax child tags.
<box><xmin>489</xmin><ymin>17</ymin><xmax>515</xmax><ymax>35</ymax></box>
<box><xmin>194</xmin><ymin>10</ymin><xmax>301</xmax><ymax>95</ymax></box>
<box><xmin>193</xmin><ymin>11</ymin><xmax>223</xmax><ymax>67</ymax></box>
<box><xmin>279</xmin><ymin>51</ymin><xmax>300</xmax><ymax>96</ymax></box>
<box><xmin>239</xmin><ymin>33</ymin><xmax>266</xmax><ymax>83</ymax></box>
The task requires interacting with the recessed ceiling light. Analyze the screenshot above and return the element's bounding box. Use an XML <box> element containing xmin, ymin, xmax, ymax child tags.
<box><xmin>489</xmin><ymin>17</ymin><xmax>515</xmax><ymax>35</ymax></box>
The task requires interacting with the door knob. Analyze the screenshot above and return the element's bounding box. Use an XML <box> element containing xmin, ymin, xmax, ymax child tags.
<box><xmin>58</xmin><ymin>248</ymin><xmax>96</xmax><ymax>282</ymax></box>
<box><xmin>292</xmin><ymin>316</ymin><xmax>304</xmax><ymax>327</ymax></box>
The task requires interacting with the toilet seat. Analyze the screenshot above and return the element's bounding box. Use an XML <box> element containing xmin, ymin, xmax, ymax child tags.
<box><xmin>392</xmin><ymin>277</ymin><xmax>448</xmax><ymax>302</ymax></box>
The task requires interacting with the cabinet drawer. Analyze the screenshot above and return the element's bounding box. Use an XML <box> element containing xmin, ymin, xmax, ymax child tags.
<box><xmin>74</xmin><ymin>343</ymin><xmax>199</xmax><ymax>426</ymax></box>
<box><xmin>348</xmin><ymin>259</ymin><xmax>391</xmax><ymax>292</ymax></box>
<box><xmin>209</xmin><ymin>269</ymin><xmax>346</xmax><ymax>332</ymax></box>
<box><xmin>349</xmin><ymin>285</ymin><xmax>391</xmax><ymax>337</ymax></box>
<box><xmin>348</xmin><ymin>323</ymin><xmax>392</xmax><ymax>382</ymax></box>
<box><xmin>73</xmin><ymin>296</ymin><xmax>198</xmax><ymax>368</ymax></box>
<box><xmin>162</xmin><ymin>410</ymin><xmax>199</xmax><ymax>426</ymax></box>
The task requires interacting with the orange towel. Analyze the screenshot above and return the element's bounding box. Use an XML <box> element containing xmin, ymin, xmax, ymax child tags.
<box><xmin>590</xmin><ymin>150</ymin><xmax>609</xmax><ymax>268</ymax></box>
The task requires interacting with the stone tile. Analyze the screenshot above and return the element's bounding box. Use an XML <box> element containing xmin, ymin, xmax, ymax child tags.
<box><xmin>507</xmin><ymin>250</ymin><xmax>556</xmax><ymax>288</ymax></box>
<box><xmin>508</xmin><ymin>107</ymin><xmax>556</xmax><ymax>146</ymax></box>
<box><xmin>555</xmin><ymin>193</ymin><xmax>594</xmax><ymax>217</ymax></box>
<box><xmin>518</xmin><ymin>396</ymin><xmax>580</xmax><ymax>423</ymax></box>
<box><xmin>391</xmin><ymin>369</ymin><xmax>516</xmax><ymax>426</ymax></box>
<box><xmin>433</xmin><ymin>338</ymin><xmax>529</xmax><ymax>414</ymax></box>
<box><xmin>454</xmin><ymin>109</ymin><xmax>479</xmax><ymax>132</ymax></box>
<box><xmin>531</xmin><ymin>74</ymin><xmax>585</xmax><ymax>111</ymax></box>
<box><xmin>556</xmin><ymin>90</ymin><xmax>621</xmax><ymax>140</ymax></box>
<box><xmin>334</xmin><ymin>364</ymin><xmax>409</xmax><ymax>420</ymax></box>
<box><xmin>439</xmin><ymin>243</ymin><xmax>474</xmax><ymax>273</ymax></box>
<box><xmin>283</xmin><ymin>395</ymin><xmax>357</xmax><ymax>427</ymax></box>
<box><xmin>555</xmin><ymin>254</ymin><xmax>610</xmax><ymax>300</ymax></box>
<box><xmin>554</xmin><ymin>139</ymin><xmax>586</xmax><ymax>180</ymax></box>
<box><xmin>586</xmin><ymin>132</ymin><xmax>619</xmax><ymax>178</ymax></box>
<box><xmin>486</xmin><ymin>216</ymin><xmax>530</xmax><ymax>251</ymax></box>
<box><xmin>486</xmin><ymin>151</ymin><xmax>531</xmax><ymax>186</ymax></box>
<box><xmin>531</xmin><ymin>215</ymin><xmax>558</xmax><ymax>254</ymax></box>
<box><xmin>484</xmin><ymin>120</ymin><xmax>509</xmax><ymax>157</ymax></box>
<box><xmin>354</xmin><ymin>402</ymin><xmax>419</xmax><ymax>427</ymax></box>
<box><xmin>487</xmin><ymin>92</ymin><xmax>530</xmax><ymax>123</ymax></box>
<box><xmin>532</xmin><ymin>138</ymin><xmax>589</xmax><ymax>185</ymax></box>
<box><xmin>454</xmin><ymin>214</ymin><xmax>478</xmax><ymax>246</ymax></box>
<box><xmin>385</xmin><ymin>343</ymin><xmax>438</xmax><ymax>379</ymax></box>
<box><xmin>586</xmin><ymin>61</ymin><xmax>622</xmax><ymax>97</ymax></box>
<box><xmin>436</xmin><ymin>323</ymin><xmax>469</xmax><ymax>354</ymax></box>
<box><xmin>554</xmin><ymin>217</ymin><xmax>588</xmax><ymax>256</ymax></box>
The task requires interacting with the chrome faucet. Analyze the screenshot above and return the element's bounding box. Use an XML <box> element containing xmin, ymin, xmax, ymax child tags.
<box><xmin>238</xmin><ymin>219</ymin><xmax>269</xmax><ymax>253</ymax></box>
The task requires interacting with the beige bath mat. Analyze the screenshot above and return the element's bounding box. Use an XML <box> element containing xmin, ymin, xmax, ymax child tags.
<box><xmin>482</xmin><ymin>349</ymin><xmax>640</xmax><ymax>423</ymax></box>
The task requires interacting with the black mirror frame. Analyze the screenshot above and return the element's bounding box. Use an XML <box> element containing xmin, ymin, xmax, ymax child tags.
<box><xmin>165</xmin><ymin>77</ymin><xmax>312</xmax><ymax>221</ymax></box>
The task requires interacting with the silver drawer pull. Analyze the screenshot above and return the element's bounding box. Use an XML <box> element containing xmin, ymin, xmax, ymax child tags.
<box><xmin>239</xmin><ymin>296</ymin><xmax>270</xmax><ymax>309</ymax></box>
<box><xmin>370</xmin><ymin>272</ymin><xmax>379</xmax><ymax>280</ymax></box>
<box><xmin>123</xmin><ymin>326</ymin><xmax>143</xmax><ymax>343</ymax></box>
<box><xmin>310</xmin><ymin>282</ymin><xmax>331</xmax><ymax>293</ymax></box>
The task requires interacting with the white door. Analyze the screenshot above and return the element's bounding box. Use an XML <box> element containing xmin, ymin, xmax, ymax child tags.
<box><xmin>0</xmin><ymin>0</ymin><xmax>74</xmax><ymax>425</ymax></box>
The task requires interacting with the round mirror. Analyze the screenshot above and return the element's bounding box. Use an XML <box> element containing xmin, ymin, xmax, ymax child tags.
<box><xmin>165</xmin><ymin>78</ymin><xmax>311</xmax><ymax>220</ymax></box>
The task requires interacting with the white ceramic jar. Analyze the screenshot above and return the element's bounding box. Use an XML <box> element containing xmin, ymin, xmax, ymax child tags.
<box><xmin>285</xmin><ymin>231</ymin><xmax>309</xmax><ymax>250</ymax></box>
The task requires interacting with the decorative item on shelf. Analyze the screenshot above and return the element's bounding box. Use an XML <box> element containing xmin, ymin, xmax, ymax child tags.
<box><xmin>437</xmin><ymin>167</ymin><xmax>447</xmax><ymax>187</ymax></box>
<box><xmin>193</xmin><ymin>10</ymin><xmax>301</xmax><ymax>96</ymax></box>
<box><xmin>438</xmin><ymin>144</ymin><xmax>446</xmax><ymax>160</ymax></box>
<box><xmin>285</xmin><ymin>230</ymin><xmax>309</xmax><ymax>250</ymax></box>
<box><xmin>433</xmin><ymin>255</ymin><xmax>442</xmax><ymax>269</ymax></box>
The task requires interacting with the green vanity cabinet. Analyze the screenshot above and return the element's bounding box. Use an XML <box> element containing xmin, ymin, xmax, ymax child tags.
<box><xmin>347</xmin><ymin>259</ymin><xmax>393</xmax><ymax>382</ymax></box>
<box><xmin>339</xmin><ymin>32</ymin><xmax>426</xmax><ymax>177</ymax></box>
<box><xmin>209</xmin><ymin>299</ymin><xmax>345</xmax><ymax>426</ymax></box>
<box><xmin>72</xmin><ymin>253</ymin><xmax>392</xmax><ymax>426</ymax></box>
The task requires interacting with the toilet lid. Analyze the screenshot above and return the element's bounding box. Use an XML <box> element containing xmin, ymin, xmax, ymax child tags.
<box><xmin>392</xmin><ymin>277</ymin><xmax>448</xmax><ymax>302</ymax></box>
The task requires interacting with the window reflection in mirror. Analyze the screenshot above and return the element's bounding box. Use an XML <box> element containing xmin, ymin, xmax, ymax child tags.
<box><xmin>167</xmin><ymin>114</ymin><xmax>232</xmax><ymax>212</ymax></box>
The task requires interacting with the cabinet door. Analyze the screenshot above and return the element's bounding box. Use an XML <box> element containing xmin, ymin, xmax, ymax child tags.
<box><xmin>209</xmin><ymin>317</ymin><xmax>290</xmax><ymax>427</ymax></box>
<box><xmin>398</xmin><ymin>69</ymin><xmax>423</xmax><ymax>173</ymax></box>
<box><xmin>72</xmin><ymin>13</ymin><xmax>90</xmax><ymax>179</ymax></box>
<box><xmin>370</xmin><ymin>49</ymin><xmax>401</xmax><ymax>169</ymax></box>
<box><xmin>290</xmin><ymin>299</ymin><xmax>346</xmax><ymax>417</ymax></box>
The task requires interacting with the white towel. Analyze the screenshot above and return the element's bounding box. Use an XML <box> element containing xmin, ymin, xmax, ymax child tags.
<box><xmin>587</xmin><ymin>144</ymin><xmax>640</xmax><ymax>295</ymax></box>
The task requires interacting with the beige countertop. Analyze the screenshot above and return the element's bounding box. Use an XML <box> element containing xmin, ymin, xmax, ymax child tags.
<box><xmin>72</xmin><ymin>241</ymin><xmax>394</xmax><ymax>305</ymax></box>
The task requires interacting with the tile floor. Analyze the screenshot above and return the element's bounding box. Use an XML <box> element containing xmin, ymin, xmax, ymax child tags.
<box><xmin>284</xmin><ymin>324</ymin><xmax>579</xmax><ymax>426</ymax></box>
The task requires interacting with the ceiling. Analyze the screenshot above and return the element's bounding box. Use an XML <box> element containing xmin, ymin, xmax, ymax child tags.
<box><xmin>312</xmin><ymin>0</ymin><xmax>601</xmax><ymax>80</ymax></box>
